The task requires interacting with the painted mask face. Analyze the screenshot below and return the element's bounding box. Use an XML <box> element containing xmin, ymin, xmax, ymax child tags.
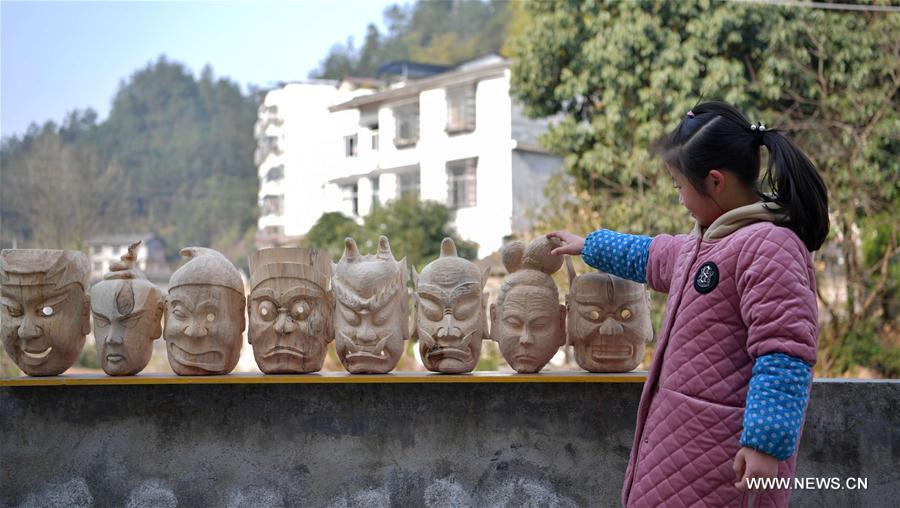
<box><xmin>413</xmin><ymin>238</ymin><xmax>488</xmax><ymax>374</ymax></box>
<box><xmin>163</xmin><ymin>247</ymin><xmax>245</xmax><ymax>375</ymax></box>
<box><xmin>566</xmin><ymin>267</ymin><xmax>652</xmax><ymax>372</ymax></box>
<box><xmin>248</xmin><ymin>247</ymin><xmax>333</xmax><ymax>374</ymax></box>
<box><xmin>332</xmin><ymin>236</ymin><xmax>408</xmax><ymax>374</ymax></box>
<box><xmin>490</xmin><ymin>237</ymin><xmax>565</xmax><ymax>374</ymax></box>
<box><xmin>0</xmin><ymin>249</ymin><xmax>91</xmax><ymax>376</ymax></box>
<box><xmin>91</xmin><ymin>241</ymin><xmax>164</xmax><ymax>376</ymax></box>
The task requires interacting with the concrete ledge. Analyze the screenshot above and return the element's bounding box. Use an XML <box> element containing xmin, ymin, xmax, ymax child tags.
<box><xmin>0</xmin><ymin>371</ymin><xmax>648</xmax><ymax>386</ymax></box>
<box><xmin>1</xmin><ymin>380</ymin><xmax>897</xmax><ymax>507</ymax></box>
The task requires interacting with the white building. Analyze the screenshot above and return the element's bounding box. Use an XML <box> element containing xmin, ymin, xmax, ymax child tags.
<box><xmin>87</xmin><ymin>233</ymin><xmax>170</xmax><ymax>285</ymax></box>
<box><xmin>254</xmin><ymin>80</ymin><xmax>373</xmax><ymax>246</ymax></box>
<box><xmin>255</xmin><ymin>56</ymin><xmax>562</xmax><ymax>258</ymax></box>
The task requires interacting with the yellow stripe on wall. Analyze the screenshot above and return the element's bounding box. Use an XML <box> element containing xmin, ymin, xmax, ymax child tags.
<box><xmin>0</xmin><ymin>371</ymin><xmax>648</xmax><ymax>387</ymax></box>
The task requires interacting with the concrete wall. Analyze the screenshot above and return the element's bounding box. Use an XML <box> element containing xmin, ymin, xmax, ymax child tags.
<box><xmin>1</xmin><ymin>379</ymin><xmax>897</xmax><ymax>507</ymax></box>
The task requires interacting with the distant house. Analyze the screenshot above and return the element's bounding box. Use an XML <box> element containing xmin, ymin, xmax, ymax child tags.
<box><xmin>254</xmin><ymin>55</ymin><xmax>563</xmax><ymax>257</ymax></box>
<box><xmin>254</xmin><ymin>80</ymin><xmax>373</xmax><ymax>247</ymax></box>
<box><xmin>86</xmin><ymin>233</ymin><xmax>170</xmax><ymax>285</ymax></box>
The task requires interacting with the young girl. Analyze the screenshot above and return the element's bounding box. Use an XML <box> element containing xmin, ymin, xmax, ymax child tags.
<box><xmin>548</xmin><ymin>101</ymin><xmax>828</xmax><ymax>508</ymax></box>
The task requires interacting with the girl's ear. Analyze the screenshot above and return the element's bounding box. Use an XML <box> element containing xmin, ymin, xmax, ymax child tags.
<box><xmin>707</xmin><ymin>169</ymin><xmax>726</xmax><ymax>195</ymax></box>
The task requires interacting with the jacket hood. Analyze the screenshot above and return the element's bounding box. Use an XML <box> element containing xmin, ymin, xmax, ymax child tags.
<box><xmin>692</xmin><ymin>201</ymin><xmax>785</xmax><ymax>241</ymax></box>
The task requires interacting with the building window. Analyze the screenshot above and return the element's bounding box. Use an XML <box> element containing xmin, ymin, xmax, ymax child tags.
<box><xmin>371</xmin><ymin>128</ymin><xmax>379</xmax><ymax>151</ymax></box>
<box><xmin>446</xmin><ymin>84</ymin><xmax>476</xmax><ymax>133</ymax></box>
<box><xmin>344</xmin><ymin>134</ymin><xmax>358</xmax><ymax>157</ymax></box>
<box><xmin>262</xmin><ymin>225</ymin><xmax>284</xmax><ymax>237</ymax></box>
<box><xmin>371</xmin><ymin>177</ymin><xmax>380</xmax><ymax>207</ymax></box>
<box><xmin>393</xmin><ymin>103</ymin><xmax>419</xmax><ymax>147</ymax></box>
<box><xmin>397</xmin><ymin>171</ymin><xmax>420</xmax><ymax>199</ymax></box>
<box><xmin>447</xmin><ymin>158</ymin><xmax>477</xmax><ymax>209</ymax></box>
<box><xmin>262</xmin><ymin>194</ymin><xmax>284</xmax><ymax>216</ymax></box>
<box><xmin>265</xmin><ymin>165</ymin><xmax>284</xmax><ymax>182</ymax></box>
<box><xmin>341</xmin><ymin>183</ymin><xmax>359</xmax><ymax>216</ymax></box>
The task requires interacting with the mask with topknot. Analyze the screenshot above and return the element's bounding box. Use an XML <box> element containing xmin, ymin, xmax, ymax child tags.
<box><xmin>490</xmin><ymin>237</ymin><xmax>566</xmax><ymax>374</ymax></box>
<box><xmin>91</xmin><ymin>241</ymin><xmax>164</xmax><ymax>376</ymax></box>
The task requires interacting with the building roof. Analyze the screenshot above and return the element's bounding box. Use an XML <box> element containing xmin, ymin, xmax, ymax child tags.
<box><xmin>375</xmin><ymin>61</ymin><xmax>452</xmax><ymax>78</ymax></box>
<box><xmin>329</xmin><ymin>56</ymin><xmax>509</xmax><ymax>113</ymax></box>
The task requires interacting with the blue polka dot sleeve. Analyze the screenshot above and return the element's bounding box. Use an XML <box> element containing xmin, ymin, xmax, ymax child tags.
<box><xmin>739</xmin><ymin>353</ymin><xmax>812</xmax><ymax>460</ymax></box>
<box><xmin>581</xmin><ymin>229</ymin><xmax>652</xmax><ymax>283</ymax></box>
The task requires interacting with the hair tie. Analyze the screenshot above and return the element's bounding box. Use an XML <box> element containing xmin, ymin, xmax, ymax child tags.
<box><xmin>749</xmin><ymin>122</ymin><xmax>766</xmax><ymax>145</ymax></box>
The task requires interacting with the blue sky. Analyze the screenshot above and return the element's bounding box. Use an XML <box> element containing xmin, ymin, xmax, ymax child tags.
<box><xmin>0</xmin><ymin>0</ymin><xmax>396</xmax><ymax>138</ymax></box>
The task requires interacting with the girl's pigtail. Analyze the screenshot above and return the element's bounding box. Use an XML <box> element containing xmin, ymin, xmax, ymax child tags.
<box><xmin>761</xmin><ymin>131</ymin><xmax>829</xmax><ymax>251</ymax></box>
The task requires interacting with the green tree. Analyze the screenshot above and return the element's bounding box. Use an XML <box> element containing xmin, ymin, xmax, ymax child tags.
<box><xmin>1</xmin><ymin>57</ymin><xmax>260</xmax><ymax>268</ymax></box>
<box><xmin>311</xmin><ymin>0</ymin><xmax>512</xmax><ymax>79</ymax></box>
<box><xmin>303</xmin><ymin>198</ymin><xmax>478</xmax><ymax>270</ymax></box>
<box><xmin>360</xmin><ymin>197</ymin><xmax>478</xmax><ymax>270</ymax></box>
<box><xmin>302</xmin><ymin>212</ymin><xmax>363</xmax><ymax>261</ymax></box>
<box><xmin>510</xmin><ymin>0</ymin><xmax>899</xmax><ymax>376</ymax></box>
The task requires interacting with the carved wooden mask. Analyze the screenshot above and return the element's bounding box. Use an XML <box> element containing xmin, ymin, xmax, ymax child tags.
<box><xmin>91</xmin><ymin>241</ymin><xmax>164</xmax><ymax>376</ymax></box>
<box><xmin>0</xmin><ymin>249</ymin><xmax>91</xmax><ymax>376</ymax></box>
<box><xmin>248</xmin><ymin>247</ymin><xmax>333</xmax><ymax>374</ymax></box>
<box><xmin>565</xmin><ymin>258</ymin><xmax>652</xmax><ymax>372</ymax></box>
<box><xmin>164</xmin><ymin>247</ymin><xmax>245</xmax><ymax>375</ymax></box>
<box><xmin>332</xmin><ymin>236</ymin><xmax>408</xmax><ymax>374</ymax></box>
<box><xmin>490</xmin><ymin>237</ymin><xmax>566</xmax><ymax>374</ymax></box>
<box><xmin>412</xmin><ymin>238</ymin><xmax>489</xmax><ymax>374</ymax></box>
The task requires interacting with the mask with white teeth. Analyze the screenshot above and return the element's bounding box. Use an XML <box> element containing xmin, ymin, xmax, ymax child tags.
<box><xmin>412</xmin><ymin>238</ymin><xmax>488</xmax><ymax>374</ymax></box>
<box><xmin>163</xmin><ymin>247</ymin><xmax>245</xmax><ymax>376</ymax></box>
<box><xmin>332</xmin><ymin>236</ymin><xmax>408</xmax><ymax>374</ymax></box>
<box><xmin>564</xmin><ymin>258</ymin><xmax>652</xmax><ymax>372</ymax></box>
<box><xmin>91</xmin><ymin>241</ymin><xmax>164</xmax><ymax>376</ymax></box>
<box><xmin>1</xmin><ymin>249</ymin><xmax>91</xmax><ymax>376</ymax></box>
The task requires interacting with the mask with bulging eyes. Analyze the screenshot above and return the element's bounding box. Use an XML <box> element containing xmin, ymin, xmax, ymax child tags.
<box><xmin>248</xmin><ymin>247</ymin><xmax>333</xmax><ymax>374</ymax></box>
<box><xmin>91</xmin><ymin>241</ymin><xmax>164</xmax><ymax>376</ymax></box>
<box><xmin>163</xmin><ymin>247</ymin><xmax>245</xmax><ymax>376</ymax></box>
<box><xmin>412</xmin><ymin>238</ymin><xmax>489</xmax><ymax>374</ymax></box>
<box><xmin>0</xmin><ymin>249</ymin><xmax>91</xmax><ymax>376</ymax></box>
<box><xmin>564</xmin><ymin>257</ymin><xmax>652</xmax><ymax>372</ymax></box>
<box><xmin>332</xmin><ymin>236</ymin><xmax>408</xmax><ymax>374</ymax></box>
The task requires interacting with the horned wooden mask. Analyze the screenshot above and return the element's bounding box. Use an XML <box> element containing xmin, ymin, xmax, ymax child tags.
<box><xmin>332</xmin><ymin>236</ymin><xmax>408</xmax><ymax>374</ymax></box>
<box><xmin>0</xmin><ymin>249</ymin><xmax>91</xmax><ymax>376</ymax></box>
<box><xmin>565</xmin><ymin>258</ymin><xmax>652</xmax><ymax>372</ymax></box>
<box><xmin>91</xmin><ymin>241</ymin><xmax>164</xmax><ymax>376</ymax></box>
<box><xmin>412</xmin><ymin>238</ymin><xmax>489</xmax><ymax>374</ymax></box>
<box><xmin>164</xmin><ymin>247</ymin><xmax>245</xmax><ymax>375</ymax></box>
<box><xmin>248</xmin><ymin>247</ymin><xmax>333</xmax><ymax>374</ymax></box>
<box><xmin>490</xmin><ymin>237</ymin><xmax>565</xmax><ymax>374</ymax></box>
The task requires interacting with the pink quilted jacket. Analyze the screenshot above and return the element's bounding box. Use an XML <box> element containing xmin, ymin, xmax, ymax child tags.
<box><xmin>622</xmin><ymin>206</ymin><xmax>819</xmax><ymax>507</ymax></box>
